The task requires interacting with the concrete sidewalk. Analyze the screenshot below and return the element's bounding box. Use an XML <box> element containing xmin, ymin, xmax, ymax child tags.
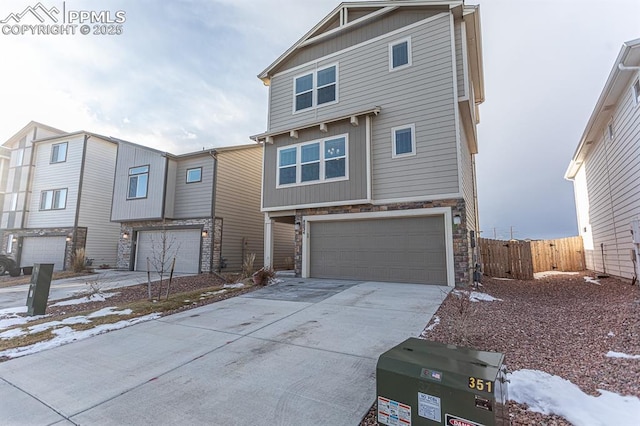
<box><xmin>0</xmin><ymin>270</ymin><xmax>193</xmax><ymax>310</ymax></box>
<box><xmin>0</xmin><ymin>278</ymin><xmax>450</xmax><ymax>425</ymax></box>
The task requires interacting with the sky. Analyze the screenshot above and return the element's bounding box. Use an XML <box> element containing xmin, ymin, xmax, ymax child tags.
<box><xmin>0</xmin><ymin>0</ymin><xmax>638</xmax><ymax>240</ymax></box>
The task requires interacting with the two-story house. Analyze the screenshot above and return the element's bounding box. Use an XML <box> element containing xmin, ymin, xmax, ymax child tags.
<box><xmin>565</xmin><ymin>38</ymin><xmax>640</xmax><ymax>280</ymax></box>
<box><xmin>1</xmin><ymin>123</ymin><xmax>120</xmax><ymax>270</ymax></box>
<box><xmin>112</xmin><ymin>142</ymin><xmax>287</xmax><ymax>274</ymax></box>
<box><xmin>252</xmin><ymin>1</ymin><xmax>484</xmax><ymax>287</ymax></box>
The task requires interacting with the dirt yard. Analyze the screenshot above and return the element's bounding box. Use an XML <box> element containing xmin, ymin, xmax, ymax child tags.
<box><xmin>360</xmin><ymin>272</ymin><xmax>640</xmax><ymax>425</ymax></box>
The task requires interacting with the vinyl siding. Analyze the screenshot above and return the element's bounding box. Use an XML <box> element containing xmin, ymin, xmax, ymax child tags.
<box><xmin>459</xmin><ymin>114</ymin><xmax>475</xmax><ymax>231</ymax></box>
<box><xmin>164</xmin><ymin>159</ymin><xmax>177</xmax><ymax>218</ymax></box>
<box><xmin>214</xmin><ymin>147</ymin><xmax>264</xmax><ymax>271</ymax></box>
<box><xmin>172</xmin><ymin>154</ymin><xmax>214</xmax><ymax>219</ymax></box>
<box><xmin>111</xmin><ymin>144</ymin><xmax>166</xmax><ymax>221</ymax></box>
<box><xmin>273</xmin><ymin>221</ymin><xmax>295</xmax><ymax>269</ymax></box>
<box><xmin>454</xmin><ymin>20</ymin><xmax>465</xmax><ymax>98</ymax></box>
<box><xmin>269</xmin><ymin>13</ymin><xmax>453</xmax><ymax>133</ymax></box>
<box><xmin>77</xmin><ymin>138</ymin><xmax>119</xmax><ymax>266</ymax></box>
<box><xmin>263</xmin><ymin>119</ymin><xmax>367</xmax><ymax>209</ymax></box>
<box><xmin>582</xmin><ymin>79</ymin><xmax>640</xmax><ymax>279</ymax></box>
<box><xmin>27</xmin><ymin>136</ymin><xmax>84</xmax><ymax>228</ymax></box>
<box><xmin>274</xmin><ymin>8</ymin><xmax>443</xmax><ymax>76</ymax></box>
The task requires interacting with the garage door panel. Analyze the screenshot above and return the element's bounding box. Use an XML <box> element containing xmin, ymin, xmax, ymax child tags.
<box><xmin>135</xmin><ymin>229</ymin><xmax>201</xmax><ymax>274</ymax></box>
<box><xmin>21</xmin><ymin>237</ymin><xmax>66</xmax><ymax>271</ymax></box>
<box><xmin>309</xmin><ymin>216</ymin><xmax>447</xmax><ymax>285</ymax></box>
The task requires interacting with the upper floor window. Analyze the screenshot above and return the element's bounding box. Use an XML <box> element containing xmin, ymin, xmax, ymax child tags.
<box><xmin>277</xmin><ymin>135</ymin><xmax>348</xmax><ymax>187</ymax></box>
<box><xmin>392</xmin><ymin>124</ymin><xmax>416</xmax><ymax>158</ymax></box>
<box><xmin>7</xmin><ymin>234</ymin><xmax>13</xmax><ymax>254</ymax></box>
<box><xmin>389</xmin><ymin>37</ymin><xmax>412</xmax><ymax>71</ymax></box>
<box><xmin>51</xmin><ymin>142</ymin><xmax>68</xmax><ymax>163</ymax></box>
<box><xmin>186</xmin><ymin>167</ymin><xmax>202</xmax><ymax>183</ymax></box>
<box><xmin>294</xmin><ymin>64</ymin><xmax>338</xmax><ymax>112</ymax></box>
<box><xmin>9</xmin><ymin>193</ymin><xmax>17</xmax><ymax>211</ymax></box>
<box><xmin>40</xmin><ymin>188</ymin><xmax>67</xmax><ymax>210</ymax></box>
<box><xmin>12</xmin><ymin>149</ymin><xmax>24</xmax><ymax>167</ymax></box>
<box><xmin>128</xmin><ymin>165</ymin><xmax>149</xmax><ymax>199</ymax></box>
<box><xmin>634</xmin><ymin>79</ymin><xmax>640</xmax><ymax>105</ymax></box>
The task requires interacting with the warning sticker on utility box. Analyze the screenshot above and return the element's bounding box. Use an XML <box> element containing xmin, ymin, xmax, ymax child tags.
<box><xmin>445</xmin><ymin>413</ymin><xmax>485</xmax><ymax>426</ymax></box>
<box><xmin>378</xmin><ymin>396</ymin><xmax>411</xmax><ymax>425</ymax></box>
<box><xmin>418</xmin><ymin>392</ymin><xmax>441</xmax><ymax>422</ymax></box>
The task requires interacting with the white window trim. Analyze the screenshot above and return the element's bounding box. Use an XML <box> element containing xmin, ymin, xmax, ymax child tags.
<box><xmin>292</xmin><ymin>63</ymin><xmax>339</xmax><ymax>114</ymax></box>
<box><xmin>127</xmin><ymin>165</ymin><xmax>149</xmax><ymax>200</ymax></box>
<box><xmin>276</xmin><ymin>134</ymin><xmax>349</xmax><ymax>188</ymax></box>
<box><xmin>391</xmin><ymin>124</ymin><xmax>416</xmax><ymax>158</ymax></box>
<box><xmin>40</xmin><ymin>188</ymin><xmax>67</xmax><ymax>211</ymax></box>
<box><xmin>51</xmin><ymin>142</ymin><xmax>68</xmax><ymax>164</ymax></box>
<box><xmin>186</xmin><ymin>167</ymin><xmax>202</xmax><ymax>183</ymax></box>
<box><xmin>388</xmin><ymin>36</ymin><xmax>412</xmax><ymax>72</ymax></box>
<box><xmin>633</xmin><ymin>79</ymin><xmax>640</xmax><ymax>106</ymax></box>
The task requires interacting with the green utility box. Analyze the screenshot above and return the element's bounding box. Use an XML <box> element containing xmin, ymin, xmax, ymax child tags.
<box><xmin>377</xmin><ymin>338</ymin><xmax>508</xmax><ymax>426</ymax></box>
<box><xmin>25</xmin><ymin>263</ymin><xmax>54</xmax><ymax>316</ymax></box>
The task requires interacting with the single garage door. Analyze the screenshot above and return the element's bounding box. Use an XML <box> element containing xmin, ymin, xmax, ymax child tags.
<box><xmin>135</xmin><ymin>229</ymin><xmax>201</xmax><ymax>274</ymax></box>
<box><xmin>309</xmin><ymin>216</ymin><xmax>447</xmax><ymax>284</ymax></box>
<box><xmin>21</xmin><ymin>236</ymin><xmax>67</xmax><ymax>270</ymax></box>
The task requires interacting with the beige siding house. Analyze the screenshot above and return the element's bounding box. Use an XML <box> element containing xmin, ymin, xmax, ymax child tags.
<box><xmin>113</xmin><ymin>143</ymin><xmax>272</xmax><ymax>273</ymax></box>
<box><xmin>565</xmin><ymin>38</ymin><xmax>640</xmax><ymax>280</ymax></box>
<box><xmin>253</xmin><ymin>1</ymin><xmax>484</xmax><ymax>287</ymax></box>
<box><xmin>1</xmin><ymin>124</ymin><xmax>119</xmax><ymax>271</ymax></box>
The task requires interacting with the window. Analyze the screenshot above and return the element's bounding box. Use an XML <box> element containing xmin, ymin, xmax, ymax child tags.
<box><xmin>51</xmin><ymin>142</ymin><xmax>68</xmax><ymax>163</ymax></box>
<box><xmin>9</xmin><ymin>193</ymin><xmax>17</xmax><ymax>211</ymax></box>
<box><xmin>7</xmin><ymin>234</ymin><xmax>13</xmax><ymax>254</ymax></box>
<box><xmin>277</xmin><ymin>135</ymin><xmax>348</xmax><ymax>187</ymax></box>
<box><xmin>12</xmin><ymin>149</ymin><xmax>24</xmax><ymax>167</ymax></box>
<box><xmin>293</xmin><ymin>64</ymin><xmax>338</xmax><ymax>112</ymax></box>
<box><xmin>389</xmin><ymin>37</ymin><xmax>412</xmax><ymax>71</ymax></box>
<box><xmin>128</xmin><ymin>165</ymin><xmax>149</xmax><ymax>199</ymax></box>
<box><xmin>634</xmin><ymin>79</ymin><xmax>640</xmax><ymax>105</ymax></box>
<box><xmin>186</xmin><ymin>167</ymin><xmax>202</xmax><ymax>183</ymax></box>
<box><xmin>392</xmin><ymin>124</ymin><xmax>416</xmax><ymax>158</ymax></box>
<box><xmin>40</xmin><ymin>188</ymin><xmax>67</xmax><ymax>210</ymax></box>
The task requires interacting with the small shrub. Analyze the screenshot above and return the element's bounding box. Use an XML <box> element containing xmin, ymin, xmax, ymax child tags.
<box><xmin>252</xmin><ymin>267</ymin><xmax>275</xmax><ymax>286</ymax></box>
<box><xmin>242</xmin><ymin>253</ymin><xmax>256</xmax><ymax>278</ymax></box>
<box><xmin>71</xmin><ymin>248</ymin><xmax>87</xmax><ymax>273</ymax></box>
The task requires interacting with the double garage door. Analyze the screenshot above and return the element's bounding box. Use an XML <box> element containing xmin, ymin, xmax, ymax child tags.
<box><xmin>20</xmin><ymin>236</ymin><xmax>67</xmax><ymax>271</ymax></box>
<box><xmin>135</xmin><ymin>229</ymin><xmax>201</xmax><ymax>274</ymax></box>
<box><xmin>309</xmin><ymin>216</ymin><xmax>447</xmax><ymax>285</ymax></box>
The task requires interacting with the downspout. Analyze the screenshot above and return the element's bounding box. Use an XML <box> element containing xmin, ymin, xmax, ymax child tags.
<box><xmin>208</xmin><ymin>150</ymin><xmax>218</xmax><ymax>273</ymax></box>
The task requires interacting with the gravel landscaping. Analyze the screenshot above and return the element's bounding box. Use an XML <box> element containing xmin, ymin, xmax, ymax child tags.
<box><xmin>360</xmin><ymin>272</ymin><xmax>640</xmax><ymax>425</ymax></box>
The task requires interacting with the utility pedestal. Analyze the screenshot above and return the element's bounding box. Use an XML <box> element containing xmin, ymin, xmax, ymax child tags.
<box><xmin>25</xmin><ymin>264</ymin><xmax>54</xmax><ymax>316</ymax></box>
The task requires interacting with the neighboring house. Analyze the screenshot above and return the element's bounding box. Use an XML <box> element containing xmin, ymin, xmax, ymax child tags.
<box><xmin>112</xmin><ymin>142</ymin><xmax>279</xmax><ymax>274</ymax></box>
<box><xmin>0</xmin><ymin>123</ymin><xmax>120</xmax><ymax>270</ymax></box>
<box><xmin>565</xmin><ymin>38</ymin><xmax>640</xmax><ymax>280</ymax></box>
<box><xmin>252</xmin><ymin>1</ymin><xmax>484</xmax><ymax>287</ymax></box>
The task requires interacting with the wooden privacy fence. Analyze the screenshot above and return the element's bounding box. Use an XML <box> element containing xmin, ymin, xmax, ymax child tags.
<box><xmin>479</xmin><ymin>236</ymin><xmax>585</xmax><ymax>280</ymax></box>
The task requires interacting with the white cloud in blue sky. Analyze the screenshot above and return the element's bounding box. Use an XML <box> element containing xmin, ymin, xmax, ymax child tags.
<box><xmin>0</xmin><ymin>0</ymin><xmax>638</xmax><ymax>239</ymax></box>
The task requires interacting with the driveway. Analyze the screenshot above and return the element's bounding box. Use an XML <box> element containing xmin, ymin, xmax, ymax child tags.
<box><xmin>0</xmin><ymin>270</ymin><xmax>193</xmax><ymax>310</ymax></box>
<box><xmin>0</xmin><ymin>278</ymin><xmax>450</xmax><ymax>425</ymax></box>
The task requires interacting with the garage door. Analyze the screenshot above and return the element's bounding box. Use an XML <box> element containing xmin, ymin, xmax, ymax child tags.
<box><xmin>309</xmin><ymin>216</ymin><xmax>447</xmax><ymax>284</ymax></box>
<box><xmin>135</xmin><ymin>229</ymin><xmax>201</xmax><ymax>274</ymax></box>
<box><xmin>21</xmin><ymin>236</ymin><xmax>67</xmax><ymax>270</ymax></box>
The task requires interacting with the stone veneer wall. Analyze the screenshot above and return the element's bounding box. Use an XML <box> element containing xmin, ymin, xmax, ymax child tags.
<box><xmin>293</xmin><ymin>199</ymin><xmax>472</xmax><ymax>287</ymax></box>
<box><xmin>117</xmin><ymin>218</ymin><xmax>216</xmax><ymax>273</ymax></box>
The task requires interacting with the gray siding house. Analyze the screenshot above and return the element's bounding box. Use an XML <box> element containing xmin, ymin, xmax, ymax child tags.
<box><xmin>1</xmin><ymin>123</ymin><xmax>120</xmax><ymax>270</ymax></box>
<box><xmin>252</xmin><ymin>1</ymin><xmax>484</xmax><ymax>287</ymax></box>
<box><xmin>565</xmin><ymin>38</ymin><xmax>640</xmax><ymax>280</ymax></box>
<box><xmin>112</xmin><ymin>142</ymin><xmax>274</xmax><ymax>274</ymax></box>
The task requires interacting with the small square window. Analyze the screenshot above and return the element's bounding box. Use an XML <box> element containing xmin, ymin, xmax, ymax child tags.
<box><xmin>186</xmin><ymin>167</ymin><xmax>202</xmax><ymax>183</ymax></box>
<box><xmin>634</xmin><ymin>79</ymin><xmax>640</xmax><ymax>105</ymax></box>
<box><xmin>51</xmin><ymin>142</ymin><xmax>68</xmax><ymax>163</ymax></box>
<box><xmin>392</xmin><ymin>125</ymin><xmax>416</xmax><ymax>158</ymax></box>
<box><xmin>389</xmin><ymin>38</ymin><xmax>412</xmax><ymax>71</ymax></box>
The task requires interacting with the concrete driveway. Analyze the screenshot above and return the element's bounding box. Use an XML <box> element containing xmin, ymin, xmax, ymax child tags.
<box><xmin>0</xmin><ymin>278</ymin><xmax>450</xmax><ymax>425</ymax></box>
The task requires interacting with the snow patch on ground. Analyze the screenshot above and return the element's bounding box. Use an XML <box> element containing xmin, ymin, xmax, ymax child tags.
<box><xmin>583</xmin><ymin>276</ymin><xmax>601</xmax><ymax>285</ymax></box>
<box><xmin>606</xmin><ymin>351</ymin><xmax>640</xmax><ymax>360</ymax></box>
<box><xmin>51</xmin><ymin>292</ymin><xmax>119</xmax><ymax>306</ymax></box>
<box><xmin>534</xmin><ymin>271</ymin><xmax>579</xmax><ymax>279</ymax></box>
<box><xmin>223</xmin><ymin>283</ymin><xmax>245</xmax><ymax>289</ymax></box>
<box><xmin>424</xmin><ymin>316</ymin><xmax>440</xmax><ymax>332</ymax></box>
<box><xmin>509</xmin><ymin>369</ymin><xmax>640</xmax><ymax>425</ymax></box>
<box><xmin>0</xmin><ymin>313</ymin><xmax>160</xmax><ymax>359</ymax></box>
<box><xmin>454</xmin><ymin>290</ymin><xmax>502</xmax><ymax>302</ymax></box>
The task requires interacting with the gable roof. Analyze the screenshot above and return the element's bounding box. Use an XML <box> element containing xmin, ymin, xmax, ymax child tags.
<box><xmin>257</xmin><ymin>0</ymin><xmax>483</xmax><ymax>103</ymax></box>
<box><xmin>565</xmin><ymin>38</ymin><xmax>640</xmax><ymax>180</ymax></box>
<box><xmin>2</xmin><ymin>121</ymin><xmax>66</xmax><ymax>148</ymax></box>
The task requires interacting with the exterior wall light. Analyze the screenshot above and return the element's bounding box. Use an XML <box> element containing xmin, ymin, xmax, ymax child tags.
<box><xmin>453</xmin><ymin>214</ymin><xmax>462</xmax><ymax>225</ymax></box>
<box><xmin>122</xmin><ymin>231</ymin><xmax>129</xmax><ymax>239</ymax></box>
<box><xmin>202</xmin><ymin>229</ymin><xmax>209</xmax><ymax>238</ymax></box>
